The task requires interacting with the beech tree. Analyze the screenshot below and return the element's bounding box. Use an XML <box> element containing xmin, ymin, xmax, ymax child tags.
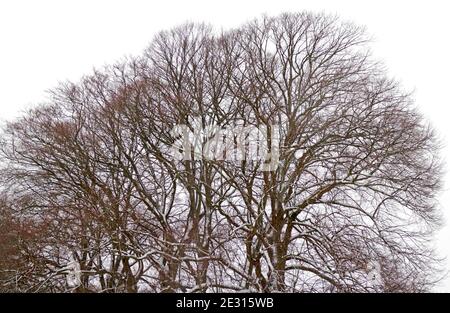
<box><xmin>0</xmin><ymin>12</ymin><xmax>443</xmax><ymax>292</ymax></box>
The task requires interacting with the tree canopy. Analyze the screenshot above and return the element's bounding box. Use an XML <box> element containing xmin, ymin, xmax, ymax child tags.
<box><xmin>0</xmin><ymin>12</ymin><xmax>443</xmax><ymax>293</ymax></box>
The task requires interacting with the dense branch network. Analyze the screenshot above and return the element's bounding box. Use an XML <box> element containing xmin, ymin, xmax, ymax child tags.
<box><xmin>0</xmin><ymin>12</ymin><xmax>443</xmax><ymax>293</ymax></box>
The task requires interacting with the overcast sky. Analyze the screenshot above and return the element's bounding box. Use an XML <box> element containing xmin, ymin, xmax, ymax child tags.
<box><xmin>1</xmin><ymin>0</ymin><xmax>449</xmax><ymax>291</ymax></box>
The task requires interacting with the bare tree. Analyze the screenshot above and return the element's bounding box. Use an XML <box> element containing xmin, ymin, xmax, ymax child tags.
<box><xmin>0</xmin><ymin>12</ymin><xmax>443</xmax><ymax>293</ymax></box>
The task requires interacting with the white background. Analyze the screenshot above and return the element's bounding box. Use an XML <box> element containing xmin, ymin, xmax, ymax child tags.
<box><xmin>1</xmin><ymin>0</ymin><xmax>449</xmax><ymax>291</ymax></box>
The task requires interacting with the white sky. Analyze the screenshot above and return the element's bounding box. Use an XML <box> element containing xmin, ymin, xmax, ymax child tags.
<box><xmin>1</xmin><ymin>0</ymin><xmax>449</xmax><ymax>291</ymax></box>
